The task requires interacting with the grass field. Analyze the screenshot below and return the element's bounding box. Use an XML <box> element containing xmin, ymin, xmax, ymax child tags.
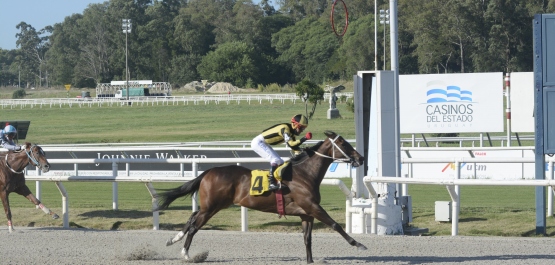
<box><xmin>2</xmin><ymin>88</ymin><xmax>555</xmax><ymax>236</ymax></box>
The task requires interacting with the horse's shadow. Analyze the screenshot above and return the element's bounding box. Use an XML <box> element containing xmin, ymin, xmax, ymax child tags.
<box><xmin>78</xmin><ymin>209</ymin><xmax>155</xmax><ymax>219</ymax></box>
<box><xmin>324</xmin><ymin>254</ymin><xmax>555</xmax><ymax>264</ymax></box>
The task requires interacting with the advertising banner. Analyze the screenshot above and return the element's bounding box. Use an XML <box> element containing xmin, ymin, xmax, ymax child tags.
<box><xmin>510</xmin><ymin>72</ymin><xmax>534</xmax><ymax>132</ymax></box>
<box><xmin>399</xmin><ymin>73</ymin><xmax>504</xmax><ymax>133</ymax></box>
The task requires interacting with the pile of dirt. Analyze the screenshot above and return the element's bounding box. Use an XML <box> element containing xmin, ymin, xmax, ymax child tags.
<box><xmin>207</xmin><ymin>82</ymin><xmax>241</xmax><ymax>93</ymax></box>
<box><xmin>181</xmin><ymin>81</ymin><xmax>256</xmax><ymax>93</ymax></box>
<box><xmin>181</xmin><ymin>81</ymin><xmax>206</xmax><ymax>92</ymax></box>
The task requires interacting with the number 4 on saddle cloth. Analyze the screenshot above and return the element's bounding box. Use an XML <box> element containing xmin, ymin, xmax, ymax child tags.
<box><xmin>250</xmin><ymin>162</ymin><xmax>291</xmax><ymax>195</ymax></box>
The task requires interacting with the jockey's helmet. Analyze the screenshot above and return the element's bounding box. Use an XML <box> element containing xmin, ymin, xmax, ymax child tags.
<box><xmin>4</xmin><ymin>125</ymin><xmax>17</xmax><ymax>136</ymax></box>
<box><xmin>291</xmin><ymin>114</ymin><xmax>308</xmax><ymax>129</ymax></box>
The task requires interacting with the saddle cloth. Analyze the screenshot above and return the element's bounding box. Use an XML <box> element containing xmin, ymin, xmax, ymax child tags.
<box><xmin>249</xmin><ymin>162</ymin><xmax>289</xmax><ymax>196</ymax></box>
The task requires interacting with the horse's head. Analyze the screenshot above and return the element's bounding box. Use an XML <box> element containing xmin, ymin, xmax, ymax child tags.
<box><xmin>24</xmin><ymin>143</ymin><xmax>50</xmax><ymax>173</ymax></box>
<box><xmin>323</xmin><ymin>130</ymin><xmax>364</xmax><ymax>167</ymax></box>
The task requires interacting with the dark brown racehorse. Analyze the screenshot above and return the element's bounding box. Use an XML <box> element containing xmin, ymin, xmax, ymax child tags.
<box><xmin>0</xmin><ymin>142</ymin><xmax>59</xmax><ymax>232</ymax></box>
<box><xmin>156</xmin><ymin>131</ymin><xmax>367</xmax><ymax>263</ymax></box>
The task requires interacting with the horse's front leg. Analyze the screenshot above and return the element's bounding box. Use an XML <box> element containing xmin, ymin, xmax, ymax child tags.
<box><xmin>24</xmin><ymin>193</ymin><xmax>59</xmax><ymax>219</ymax></box>
<box><xmin>301</xmin><ymin>215</ymin><xmax>314</xmax><ymax>264</ymax></box>
<box><xmin>1</xmin><ymin>192</ymin><xmax>14</xmax><ymax>232</ymax></box>
<box><xmin>311</xmin><ymin>204</ymin><xmax>367</xmax><ymax>251</ymax></box>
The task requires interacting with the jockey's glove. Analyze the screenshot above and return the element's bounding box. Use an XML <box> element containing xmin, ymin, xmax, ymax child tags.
<box><xmin>300</xmin><ymin>132</ymin><xmax>312</xmax><ymax>143</ymax></box>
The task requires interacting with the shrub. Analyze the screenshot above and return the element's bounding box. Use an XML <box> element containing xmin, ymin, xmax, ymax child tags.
<box><xmin>281</xmin><ymin>83</ymin><xmax>293</xmax><ymax>92</ymax></box>
<box><xmin>12</xmin><ymin>89</ymin><xmax>26</xmax><ymax>99</ymax></box>
<box><xmin>339</xmin><ymin>95</ymin><xmax>347</xmax><ymax>103</ymax></box>
<box><xmin>265</xmin><ymin>83</ymin><xmax>281</xmax><ymax>92</ymax></box>
<box><xmin>245</xmin><ymin>78</ymin><xmax>255</xmax><ymax>89</ymax></box>
<box><xmin>345</xmin><ymin>98</ymin><xmax>354</xmax><ymax>113</ymax></box>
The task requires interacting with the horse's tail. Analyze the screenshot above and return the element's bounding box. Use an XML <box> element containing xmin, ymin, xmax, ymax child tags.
<box><xmin>155</xmin><ymin>169</ymin><xmax>209</xmax><ymax>211</ymax></box>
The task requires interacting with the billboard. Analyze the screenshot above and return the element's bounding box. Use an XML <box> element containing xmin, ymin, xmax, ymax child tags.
<box><xmin>510</xmin><ymin>72</ymin><xmax>534</xmax><ymax>132</ymax></box>
<box><xmin>399</xmin><ymin>73</ymin><xmax>504</xmax><ymax>133</ymax></box>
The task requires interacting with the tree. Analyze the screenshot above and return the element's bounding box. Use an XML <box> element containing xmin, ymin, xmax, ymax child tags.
<box><xmin>273</xmin><ymin>16</ymin><xmax>340</xmax><ymax>82</ymax></box>
<box><xmin>294</xmin><ymin>79</ymin><xmax>324</xmax><ymax>119</ymax></box>
<box><xmin>15</xmin><ymin>22</ymin><xmax>50</xmax><ymax>87</ymax></box>
<box><xmin>197</xmin><ymin>42</ymin><xmax>259</xmax><ymax>87</ymax></box>
<box><xmin>336</xmin><ymin>14</ymin><xmax>376</xmax><ymax>75</ymax></box>
<box><xmin>75</xmin><ymin>3</ymin><xmax>112</xmax><ymax>84</ymax></box>
<box><xmin>0</xmin><ymin>49</ymin><xmax>19</xmax><ymax>87</ymax></box>
<box><xmin>45</xmin><ymin>14</ymin><xmax>84</xmax><ymax>86</ymax></box>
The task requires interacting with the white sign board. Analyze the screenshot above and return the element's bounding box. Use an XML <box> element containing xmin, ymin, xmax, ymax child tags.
<box><xmin>510</xmin><ymin>72</ymin><xmax>534</xmax><ymax>132</ymax></box>
<box><xmin>400</xmin><ymin>149</ymin><xmax>540</xmax><ymax>180</ymax></box>
<box><xmin>399</xmin><ymin>73</ymin><xmax>504</xmax><ymax>133</ymax></box>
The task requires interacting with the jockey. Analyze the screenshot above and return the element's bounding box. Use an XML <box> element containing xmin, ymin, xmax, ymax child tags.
<box><xmin>251</xmin><ymin>114</ymin><xmax>312</xmax><ymax>191</ymax></box>
<box><xmin>0</xmin><ymin>124</ymin><xmax>22</xmax><ymax>151</ymax></box>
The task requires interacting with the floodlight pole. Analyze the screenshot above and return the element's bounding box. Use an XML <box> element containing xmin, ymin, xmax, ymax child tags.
<box><xmin>122</xmin><ymin>19</ymin><xmax>132</xmax><ymax>101</ymax></box>
<box><xmin>126</xmin><ymin>28</ymin><xmax>128</xmax><ymax>101</ymax></box>
<box><xmin>379</xmin><ymin>10</ymin><xmax>390</xmax><ymax>70</ymax></box>
<box><xmin>374</xmin><ymin>0</ymin><xmax>378</xmax><ymax>70</ymax></box>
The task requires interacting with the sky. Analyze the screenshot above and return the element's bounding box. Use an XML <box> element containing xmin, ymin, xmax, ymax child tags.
<box><xmin>0</xmin><ymin>0</ymin><xmax>106</xmax><ymax>50</ymax></box>
<box><xmin>0</xmin><ymin>0</ymin><xmax>275</xmax><ymax>51</ymax></box>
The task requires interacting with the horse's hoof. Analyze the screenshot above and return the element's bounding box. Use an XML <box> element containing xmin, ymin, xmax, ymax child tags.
<box><xmin>357</xmin><ymin>243</ymin><xmax>368</xmax><ymax>251</ymax></box>
<box><xmin>52</xmin><ymin>214</ymin><xmax>60</xmax><ymax>219</ymax></box>
<box><xmin>166</xmin><ymin>238</ymin><xmax>173</xmax><ymax>246</ymax></box>
<box><xmin>181</xmin><ymin>248</ymin><xmax>190</xmax><ymax>260</ymax></box>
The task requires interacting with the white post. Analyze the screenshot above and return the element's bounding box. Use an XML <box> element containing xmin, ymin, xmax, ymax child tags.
<box><xmin>55</xmin><ymin>182</ymin><xmax>69</xmax><ymax>228</ymax></box>
<box><xmin>145</xmin><ymin>183</ymin><xmax>159</xmax><ymax>230</ymax></box>
<box><xmin>192</xmin><ymin>161</ymin><xmax>198</xmax><ymax>211</ymax></box>
<box><xmin>35</xmin><ymin>167</ymin><xmax>41</xmax><ymax>207</ymax></box>
<box><xmin>505</xmin><ymin>73</ymin><xmax>512</xmax><ymax>147</ymax></box>
<box><xmin>241</xmin><ymin>207</ymin><xmax>248</xmax><ymax>232</ymax></box>
<box><xmin>112</xmin><ymin>161</ymin><xmax>118</xmax><ymax>210</ymax></box>
<box><xmin>549</xmin><ymin>161</ymin><xmax>554</xmax><ymax>216</ymax></box>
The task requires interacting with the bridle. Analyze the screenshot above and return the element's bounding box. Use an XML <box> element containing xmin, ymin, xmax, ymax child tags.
<box><xmin>4</xmin><ymin>145</ymin><xmax>44</xmax><ymax>174</ymax></box>
<box><xmin>314</xmin><ymin>135</ymin><xmax>357</xmax><ymax>165</ymax></box>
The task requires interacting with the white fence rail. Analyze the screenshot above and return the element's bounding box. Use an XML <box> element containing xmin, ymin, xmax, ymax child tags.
<box><xmin>20</xmin><ymin>144</ymin><xmax>555</xmax><ymax>235</ymax></box>
<box><xmin>0</xmin><ymin>93</ymin><xmax>354</xmax><ymax>109</ymax></box>
<box><xmin>26</xmin><ymin>157</ymin><xmax>354</xmax><ymax>231</ymax></box>
<box><xmin>364</xmin><ymin>157</ymin><xmax>555</xmax><ymax>236</ymax></box>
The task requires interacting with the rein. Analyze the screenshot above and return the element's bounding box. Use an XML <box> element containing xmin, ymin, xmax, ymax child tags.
<box><xmin>314</xmin><ymin>135</ymin><xmax>352</xmax><ymax>163</ymax></box>
<box><xmin>4</xmin><ymin>145</ymin><xmax>42</xmax><ymax>174</ymax></box>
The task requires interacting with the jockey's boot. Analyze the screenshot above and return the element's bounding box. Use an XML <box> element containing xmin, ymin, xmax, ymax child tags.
<box><xmin>268</xmin><ymin>165</ymin><xmax>280</xmax><ymax>191</ymax></box>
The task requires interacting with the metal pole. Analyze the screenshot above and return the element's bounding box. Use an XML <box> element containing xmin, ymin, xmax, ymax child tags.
<box><xmin>383</xmin><ymin>20</ymin><xmax>386</xmax><ymax>70</ymax></box>
<box><xmin>379</xmin><ymin>9</ymin><xmax>389</xmax><ymax>70</ymax></box>
<box><xmin>505</xmin><ymin>73</ymin><xmax>511</xmax><ymax>147</ymax></box>
<box><xmin>126</xmin><ymin>29</ymin><xmax>129</xmax><ymax>101</ymax></box>
<box><xmin>374</xmin><ymin>0</ymin><xmax>378</xmax><ymax>70</ymax></box>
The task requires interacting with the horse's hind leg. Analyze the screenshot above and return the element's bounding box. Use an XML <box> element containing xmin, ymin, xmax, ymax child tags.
<box><xmin>17</xmin><ymin>185</ymin><xmax>59</xmax><ymax>219</ymax></box>
<box><xmin>180</xmin><ymin>209</ymin><xmax>218</xmax><ymax>260</ymax></box>
<box><xmin>166</xmin><ymin>211</ymin><xmax>199</xmax><ymax>246</ymax></box>
<box><xmin>1</xmin><ymin>192</ymin><xmax>14</xmax><ymax>232</ymax></box>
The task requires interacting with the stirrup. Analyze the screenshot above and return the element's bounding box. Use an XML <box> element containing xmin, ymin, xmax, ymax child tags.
<box><xmin>268</xmin><ymin>183</ymin><xmax>280</xmax><ymax>191</ymax></box>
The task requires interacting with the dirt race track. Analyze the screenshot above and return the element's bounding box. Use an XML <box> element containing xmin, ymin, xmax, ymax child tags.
<box><xmin>1</xmin><ymin>227</ymin><xmax>555</xmax><ymax>265</ymax></box>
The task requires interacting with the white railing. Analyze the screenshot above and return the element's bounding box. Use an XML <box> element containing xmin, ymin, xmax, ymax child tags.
<box><xmin>27</xmin><ymin>157</ymin><xmax>354</xmax><ymax>232</ymax></box>
<box><xmin>363</xmin><ymin>157</ymin><xmax>555</xmax><ymax>236</ymax></box>
<box><xmin>0</xmin><ymin>93</ymin><xmax>354</xmax><ymax>109</ymax></box>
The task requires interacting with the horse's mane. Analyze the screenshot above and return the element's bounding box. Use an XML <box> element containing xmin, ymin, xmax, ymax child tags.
<box><xmin>290</xmin><ymin>141</ymin><xmax>324</xmax><ymax>164</ymax></box>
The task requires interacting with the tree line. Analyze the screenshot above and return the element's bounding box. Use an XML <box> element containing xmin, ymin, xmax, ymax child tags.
<box><xmin>0</xmin><ymin>0</ymin><xmax>553</xmax><ymax>89</ymax></box>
